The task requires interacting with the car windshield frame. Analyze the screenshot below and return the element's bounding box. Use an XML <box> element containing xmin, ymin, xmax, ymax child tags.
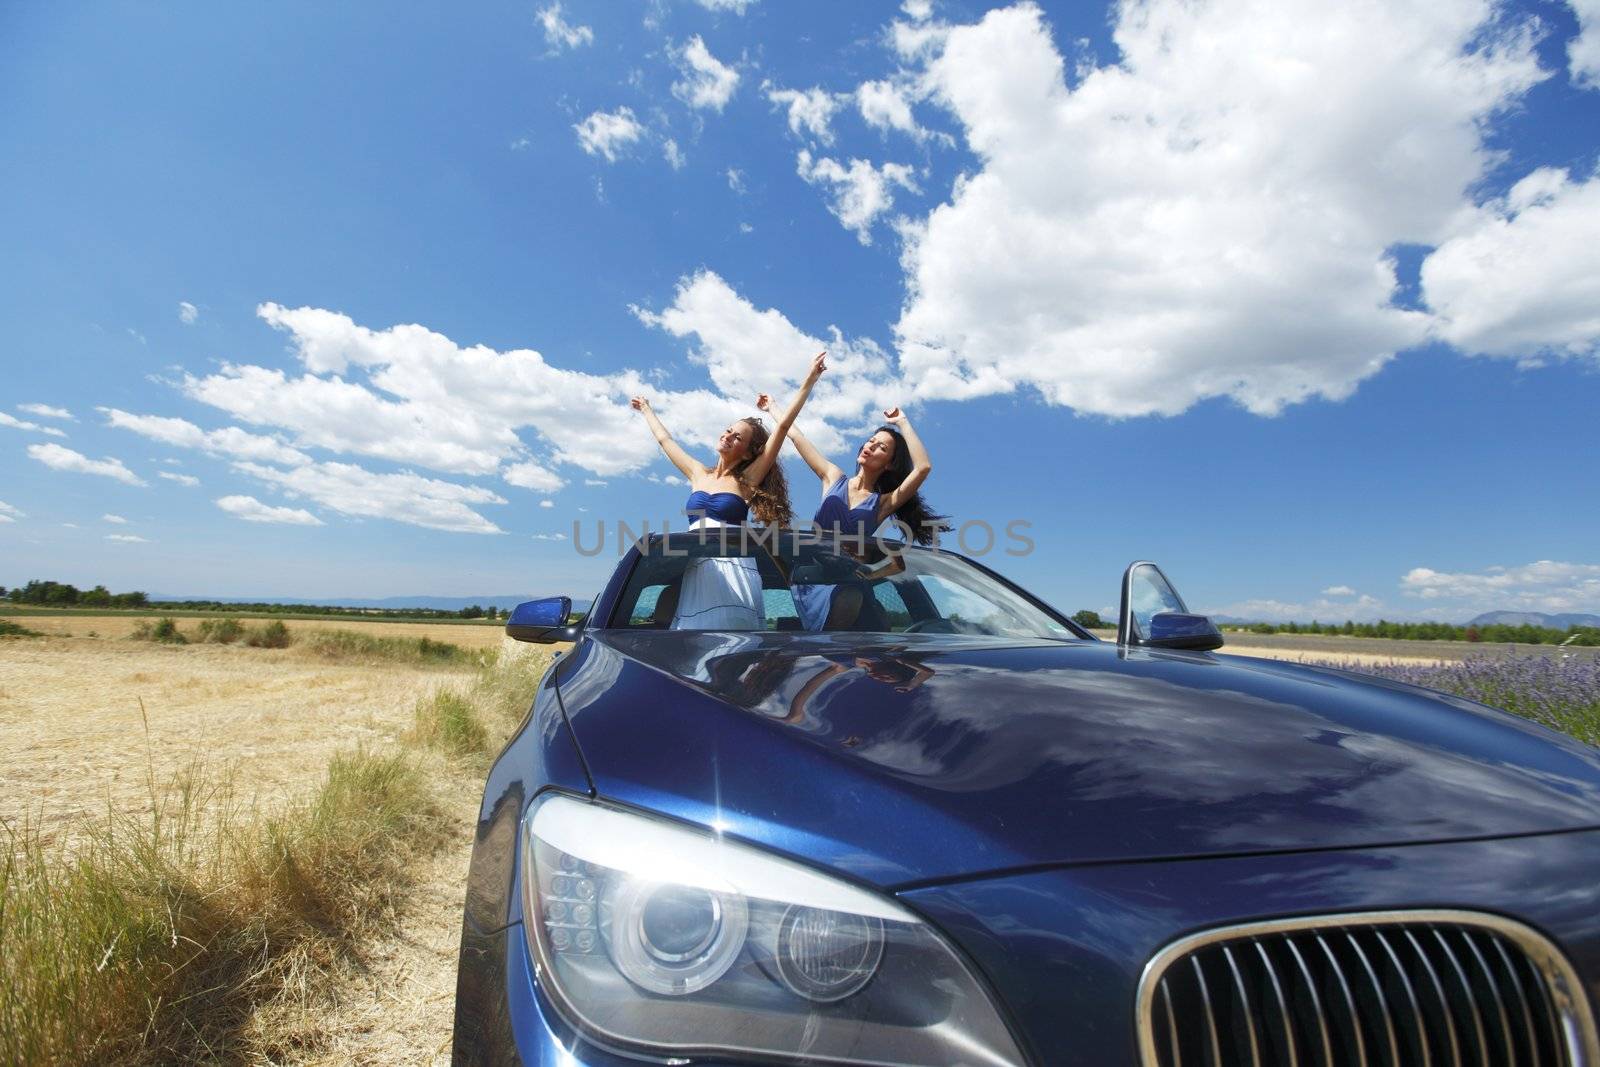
<box><xmin>597</xmin><ymin>530</ymin><xmax>1091</xmax><ymax>641</ymax></box>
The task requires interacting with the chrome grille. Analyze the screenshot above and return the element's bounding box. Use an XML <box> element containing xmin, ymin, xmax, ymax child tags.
<box><xmin>1138</xmin><ymin>910</ymin><xmax>1598</xmax><ymax>1067</ymax></box>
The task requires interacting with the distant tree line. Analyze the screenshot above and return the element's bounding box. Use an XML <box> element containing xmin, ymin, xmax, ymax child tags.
<box><xmin>2</xmin><ymin>580</ymin><xmax>501</xmax><ymax>621</ymax></box>
<box><xmin>1222</xmin><ymin>619</ymin><xmax>1600</xmax><ymax>645</ymax></box>
<box><xmin>4</xmin><ymin>580</ymin><xmax>148</xmax><ymax>608</ymax></box>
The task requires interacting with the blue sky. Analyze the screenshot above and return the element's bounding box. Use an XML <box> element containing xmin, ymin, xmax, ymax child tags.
<box><xmin>2</xmin><ymin>0</ymin><xmax>1598</xmax><ymax>621</ymax></box>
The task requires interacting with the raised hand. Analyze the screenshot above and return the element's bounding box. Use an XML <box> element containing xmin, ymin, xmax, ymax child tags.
<box><xmin>806</xmin><ymin>350</ymin><xmax>827</xmax><ymax>383</ymax></box>
<box><xmin>755</xmin><ymin>393</ymin><xmax>773</xmax><ymax>412</ymax></box>
<box><xmin>883</xmin><ymin>406</ymin><xmax>908</xmax><ymax>424</ymax></box>
<box><xmin>630</xmin><ymin>396</ymin><xmax>651</xmax><ymax>412</ymax></box>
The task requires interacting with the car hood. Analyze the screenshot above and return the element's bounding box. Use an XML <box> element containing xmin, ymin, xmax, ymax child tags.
<box><xmin>555</xmin><ymin>631</ymin><xmax>1600</xmax><ymax>887</ymax></box>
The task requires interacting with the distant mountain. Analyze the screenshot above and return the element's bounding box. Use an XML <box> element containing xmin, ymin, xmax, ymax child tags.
<box><xmin>148</xmin><ymin>593</ymin><xmax>591</xmax><ymax>613</ymax></box>
<box><xmin>1467</xmin><ymin>611</ymin><xmax>1600</xmax><ymax>630</ymax></box>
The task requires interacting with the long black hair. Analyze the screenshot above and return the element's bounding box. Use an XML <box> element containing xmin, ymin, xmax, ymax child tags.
<box><xmin>870</xmin><ymin>425</ymin><xmax>950</xmax><ymax>545</ymax></box>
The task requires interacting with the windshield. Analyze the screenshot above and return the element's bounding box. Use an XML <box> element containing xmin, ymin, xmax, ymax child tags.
<box><xmin>609</xmin><ymin>532</ymin><xmax>1081</xmax><ymax>640</ymax></box>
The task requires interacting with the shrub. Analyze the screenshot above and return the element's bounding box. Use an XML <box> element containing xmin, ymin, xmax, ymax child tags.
<box><xmin>297</xmin><ymin>629</ymin><xmax>485</xmax><ymax>669</ymax></box>
<box><xmin>0</xmin><ymin>620</ymin><xmax>42</xmax><ymax>638</ymax></box>
<box><xmin>243</xmin><ymin>621</ymin><xmax>293</xmax><ymax>648</ymax></box>
<box><xmin>195</xmin><ymin>617</ymin><xmax>246</xmax><ymax>644</ymax></box>
<box><xmin>1071</xmin><ymin>609</ymin><xmax>1107</xmax><ymax>629</ymax></box>
<box><xmin>129</xmin><ymin>618</ymin><xmax>187</xmax><ymax>644</ymax></box>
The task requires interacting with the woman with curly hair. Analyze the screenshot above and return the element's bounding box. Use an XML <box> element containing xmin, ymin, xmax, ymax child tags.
<box><xmin>631</xmin><ymin>350</ymin><xmax>826</xmax><ymax>629</ymax></box>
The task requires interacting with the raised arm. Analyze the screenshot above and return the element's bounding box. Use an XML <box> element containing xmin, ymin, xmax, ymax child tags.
<box><xmin>631</xmin><ymin>397</ymin><xmax>705</xmax><ymax>481</ymax></box>
<box><xmin>756</xmin><ymin>395</ymin><xmax>844</xmax><ymax>486</ymax></box>
<box><xmin>742</xmin><ymin>351</ymin><xmax>826</xmax><ymax>487</ymax></box>
<box><xmin>877</xmin><ymin>407</ymin><xmax>933</xmax><ymax>517</ymax></box>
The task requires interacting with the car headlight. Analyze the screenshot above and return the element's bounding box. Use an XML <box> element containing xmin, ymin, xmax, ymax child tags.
<box><xmin>521</xmin><ymin>794</ymin><xmax>1026</xmax><ymax>1066</ymax></box>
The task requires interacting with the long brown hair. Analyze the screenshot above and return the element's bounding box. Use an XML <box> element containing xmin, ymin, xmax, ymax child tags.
<box><xmin>732</xmin><ymin>416</ymin><xmax>792</xmax><ymax>527</ymax></box>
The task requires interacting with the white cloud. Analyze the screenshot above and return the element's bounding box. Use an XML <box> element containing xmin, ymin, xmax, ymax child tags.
<box><xmin>856</xmin><ymin>79</ymin><xmax>923</xmax><ymax>138</ymax></box>
<box><xmin>574</xmin><ymin>107</ymin><xmax>645</xmax><ymax>162</ymax></box>
<box><xmin>726</xmin><ymin>167</ymin><xmax>746</xmax><ymax>192</ymax></box>
<box><xmin>538</xmin><ymin>3</ymin><xmax>593</xmax><ymax>51</ymax></box>
<box><xmin>101</xmin><ymin>407</ymin><xmax>311</xmax><ymax>466</ymax></box>
<box><xmin>739</xmin><ymin>222</ymin><xmax>753</xmax><ymax>234</ymax></box>
<box><xmin>178</xmin><ymin>301</ymin><xmax>199</xmax><ymax>325</ymax></box>
<box><xmin>27</xmin><ymin>444</ymin><xmax>146</xmax><ymax>486</ymax></box>
<box><xmin>1</xmin><ymin>412</ymin><xmax>68</xmax><ymax>438</ymax></box>
<box><xmin>235</xmin><ymin>303</ymin><xmax>686</xmax><ymax>478</ymax></box>
<box><xmin>764</xmin><ymin>84</ymin><xmax>844</xmax><ymax>144</ymax></box>
<box><xmin>0</xmin><ymin>500</ymin><xmax>23</xmax><ymax>522</ymax></box>
<box><xmin>1421</xmin><ymin>167</ymin><xmax>1600</xmax><ymax>361</ymax></box>
<box><xmin>504</xmin><ymin>460</ymin><xmax>566</xmax><ymax>493</ymax></box>
<box><xmin>106</xmin><ymin>534</ymin><xmax>149</xmax><ymax>543</ymax></box>
<box><xmin>1401</xmin><ymin>560</ymin><xmax>1600</xmax><ymax>614</ymax></box>
<box><xmin>902</xmin><ymin>0</ymin><xmax>933</xmax><ymax>19</ymax></box>
<box><xmin>672</xmin><ymin>36</ymin><xmax>740</xmax><ymax>112</ymax></box>
<box><xmin>663</xmin><ymin>138</ymin><xmax>686</xmax><ymax>170</ymax></box>
<box><xmin>102</xmin><ymin>514</ymin><xmax>129</xmax><ymax>525</ymax></box>
<box><xmin>539</xmin><ymin>499</ymin><xmax>555</xmax><ymax>508</ymax></box>
<box><xmin>584</xmin><ymin>478</ymin><xmax>608</xmax><ymax>487</ymax></box>
<box><xmin>532</xmin><ymin>532</ymin><xmax>569</xmax><ymax>541</ymax></box>
<box><xmin>18</xmin><ymin>403</ymin><xmax>73</xmax><ymax>420</ymax></box>
<box><xmin>892</xmin><ymin>1</ymin><xmax>1547</xmax><ymax>416</ymax></box>
<box><xmin>695</xmin><ymin>0</ymin><xmax>756</xmax><ymax>12</ymax></box>
<box><xmin>216</xmin><ymin>494</ymin><xmax>324</xmax><ymax>526</ymax></box>
<box><xmin>159</xmin><ymin>471</ymin><xmax>200</xmax><ymax>487</ymax></box>
<box><xmin>1570</xmin><ymin>0</ymin><xmax>1600</xmax><ymax>87</ymax></box>
<box><xmin>232</xmin><ymin>460</ymin><xmax>506</xmax><ymax>535</ymax></box>
<box><xmin>1322</xmin><ymin>585</ymin><xmax>1357</xmax><ymax>597</ymax></box>
<box><xmin>795</xmin><ymin>150</ymin><xmax>918</xmax><ymax>244</ymax></box>
<box><xmin>647</xmin><ymin>472</ymin><xmax>688</xmax><ymax>487</ymax></box>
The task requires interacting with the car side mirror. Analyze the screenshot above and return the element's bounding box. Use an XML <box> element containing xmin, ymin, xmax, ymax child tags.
<box><xmin>1118</xmin><ymin>562</ymin><xmax>1223</xmax><ymax>652</ymax></box>
<box><xmin>507</xmin><ymin>596</ymin><xmax>580</xmax><ymax>644</ymax></box>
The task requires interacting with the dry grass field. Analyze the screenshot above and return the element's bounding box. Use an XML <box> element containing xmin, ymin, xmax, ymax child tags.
<box><xmin>0</xmin><ymin>625</ymin><xmax>481</xmax><ymax>846</ymax></box>
<box><xmin>0</xmin><ymin>619</ymin><xmax>548</xmax><ymax>1066</ymax></box>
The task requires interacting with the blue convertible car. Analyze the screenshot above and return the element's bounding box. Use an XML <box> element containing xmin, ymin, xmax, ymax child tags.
<box><xmin>453</xmin><ymin>531</ymin><xmax>1600</xmax><ymax>1066</ymax></box>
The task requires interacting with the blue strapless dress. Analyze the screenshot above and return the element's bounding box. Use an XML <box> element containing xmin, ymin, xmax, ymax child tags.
<box><xmin>793</xmin><ymin>476</ymin><xmax>881</xmax><ymax>631</ymax></box>
<box><xmin>672</xmin><ymin>490</ymin><xmax>764</xmax><ymax>630</ymax></box>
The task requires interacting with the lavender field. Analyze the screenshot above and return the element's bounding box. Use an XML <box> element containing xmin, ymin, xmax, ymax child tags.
<box><xmin>1313</xmin><ymin>655</ymin><xmax>1600</xmax><ymax>748</ymax></box>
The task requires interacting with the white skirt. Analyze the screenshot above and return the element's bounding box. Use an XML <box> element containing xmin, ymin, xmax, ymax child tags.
<box><xmin>671</xmin><ymin>519</ymin><xmax>765</xmax><ymax>630</ymax></box>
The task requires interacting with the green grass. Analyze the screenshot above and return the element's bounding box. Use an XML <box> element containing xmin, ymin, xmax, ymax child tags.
<box><xmin>297</xmin><ymin>628</ymin><xmax>490</xmax><ymax>669</ymax></box>
<box><xmin>0</xmin><ymin>748</ymin><xmax>446</xmax><ymax>1066</ymax></box>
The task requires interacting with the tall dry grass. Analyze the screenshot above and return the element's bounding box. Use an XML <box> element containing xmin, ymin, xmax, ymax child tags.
<box><xmin>409</xmin><ymin>645</ymin><xmax>556</xmax><ymax>761</ymax></box>
<box><xmin>0</xmin><ymin>744</ymin><xmax>446</xmax><ymax>1065</ymax></box>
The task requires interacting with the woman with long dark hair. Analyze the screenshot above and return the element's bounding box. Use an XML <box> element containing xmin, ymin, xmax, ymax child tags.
<box><xmin>631</xmin><ymin>351</ymin><xmax>825</xmax><ymax>628</ymax></box>
<box><xmin>755</xmin><ymin>397</ymin><xmax>947</xmax><ymax>630</ymax></box>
